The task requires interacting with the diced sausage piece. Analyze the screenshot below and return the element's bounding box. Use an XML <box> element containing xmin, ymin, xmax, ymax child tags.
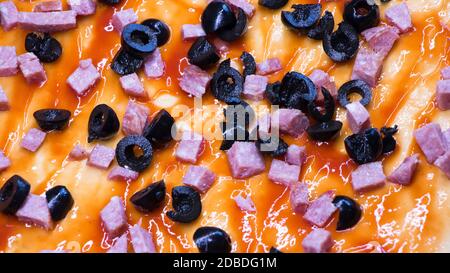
<box><xmin>144</xmin><ymin>48</ymin><xmax>165</xmax><ymax>79</ymax></box>
<box><xmin>443</xmin><ymin>128</ymin><xmax>450</xmax><ymax>147</ymax></box>
<box><xmin>119</xmin><ymin>73</ymin><xmax>147</xmax><ymax>99</ymax></box>
<box><xmin>16</xmin><ymin>194</ymin><xmax>52</xmax><ymax>230</ymax></box>
<box><xmin>225</xmin><ymin>0</ymin><xmax>255</xmax><ymax>18</ymax></box>
<box><xmin>345</xmin><ymin>101</ymin><xmax>371</xmax><ymax>134</ymax></box>
<box><xmin>268</xmin><ymin>159</ymin><xmax>300</xmax><ymax>187</ymax></box>
<box><xmin>387</xmin><ymin>154</ymin><xmax>420</xmax><ymax>185</ymax></box>
<box><xmin>0</xmin><ymin>1</ymin><xmax>19</xmax><ymax>31</ymax></box>
<box><xmin>441</xmin><ymin>66</ymin><xmax>450</xmax><ymax>80</ymax></box>
<box><xmin>179</xmin><ymin>65</ymin><xmax>211</xmax><ymax>97</ymax></box>
<box><xmin>256</xmin><ymin>58</ymin><xmax>282</xmax><ymax>76</ymax></box>
<box><xmin>100</xmin><ymin>196</ymin><xmax>128</xmax><ymax>238</ymax></box>
<box><xmin>107</xmin><ymin>233</ymin><xmax>128</xmax><ymax>253</ymax></box>
<box><xmin>414</xmin><ymin>123</ymin><xmax>447</xmax><ymax>163</ymax></box>
<box><xmin>0</xmin><ymin>46</ymin><xmax>18</xmax><ymax>77</ymax></box>
<box><xmin>436</xmin><ymin>80</ymin><xmax>450</xmax><ymax>111</ymax></box>
<box><xmin>271</xmin><ymin>109</ymin><xmax>309</xmax><ymax>138</ymax></box>
<box><xmin>33</xmin><ymin>1</ymin><xmax>63</xmax><ymax>12</ymax></box>
<box><xmin>108</xmin><ymin>166</ymin><xmax>139</xmax><ymax>182</ymax></box>
<box><xmin>67</xmin><ymin>59</ymin><xmax>100</xmax><ymax>96</ymax></box>
<box><xmin>361</xmin><ymin>26</ymin><xmax>399</xmax><ymax>58</ymax></box>
<box><xmin>111</xmin><ymin>8</ymin><xmax>137</xmax><ymax>33</ymax></box>
<box><xmin>290</xmin><ymin>182</ymin><xmax>309</xmax><ymax>215</ymax></box>
<box><xmin>18</xmin><ymin>11</ymin><xmax>77</xmax><ymax>32</ymax></box>
<box><xmin>257</xmin><ymin>113</ymin><xmax>271</xmax><ymax>138</ymax></box>
<box><xmin>67</xmin><ymin>0</ymin><xmax>96</xmax><ymax>16</ymax></box>
<box><xmin>17</xmin><ymin>53</ymin><xmax>47</xmax><ymax>85</ymax></box>
<box><xmin>351</xmin><ymin>46</ymin><xmax>384</xmax><ymax>87</ymax></box>
<box><xmin>226</xmin><ymin>142</ymin><xmax>265</xmax><ymax>179</ymax></box>
<box><xmin>68</xmin><ymin>144</ymin><xmax>89</xmax><ymax>160</ymax></box>
<box><xmin>303</xmin><ymin>191</ymin><xmax>337</xmax><ymax>227</ymax></box>
<box><xmin>181</xmin><ymin>24</ymin><xmax>206</xmax><ymax>41</ymax></box>
<box><xmin>302</xmin><ymin>228</ymin><xmax>334</xmax><ymax>253</ymax></box>
<box><xmin>130</xmin><ymin>224</ymin><xmax>156</xmax><ymax>253</ymax></box>
<box><xmin>0</xmin><ymin>151</ymin><xmax>11</xmax><ymax>172</ymax></box>
<box><xmin>243</xmin><ymin>75</ymin><xmax>268</xmax><ymax>101</ymax></box>
<box><xmin>285</xmin><ymin>144</ymin><xmax>306</xmax><ymax>166</ymax></box>
<box><xmin>88</xmin><ymin>145</ymin><xmax>115</xmax><ymax>170</ymax></box>
<box><xmin>122</xmin><ymin>101</ymin><xmax>149</xmax><ymax>136</ymax></box>
<box><xmin>309</xmin><ymin>69</ymin><xmax>337</xmax><ymax>103</ymax></box>
<box><xmin>0</xmin><ymin>86</ymin><xmax>10</xmax><ymax>111</ymax></box>
<box><xmin>351</xmin><ymin>161</ymin><xmax>386</xmax><ymax>193</ymax></box>
<box><xmin>435</xmin><ymin>151</ymin><xmax>450</xmax><ymax>178</ymax></box>
<box><xmin>385</xmin><ymin>2</ymin><xmax>413</xmax><ymax>34</ymax></box>
<box><xmin>182</xmin><ymin>165</ymin><xmax>216</xmax><ymax>193</ymax></box>
<box><xmin>175</xmin><ymin>131</ymin><xmax>205</xmax><ymax>164</ymax></box>
<box><xmin>212</xmin><ymin>38</ymin><xmax>229</xmax><ymax>54</ymax></box>
<box><xmin>234</xmin><ymin>194</ymin><xmax>256</xmax><ymax>212</ymax></box>
<box><xmin>21</xmin><ymin>128</ymin><xmax>46</xmax><ymax>152</ymax></box>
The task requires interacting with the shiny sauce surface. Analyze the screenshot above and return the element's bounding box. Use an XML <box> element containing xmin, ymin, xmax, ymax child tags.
<box><xmin>0</xmin><ymin>0</ymin><xmax>449</xmax><ymax>253</ymax></box>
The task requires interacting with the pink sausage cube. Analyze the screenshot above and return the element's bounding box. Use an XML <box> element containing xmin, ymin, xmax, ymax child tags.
<box><xmin>175</xmin><ymin>131</ymin><xmax>205</xmax><ymax>164</ymax></box>
<box><xmin>179</xmin><ymin>65</ymin><xmax>211</xmax><ymax>97</ymax></box>
<box><xmin>351</xmin><ymin>161</ymin><xmax>386</xmax><ymax>193</ymax></box>
<box><xmin>18</xmin><ymin>53</ymin><xmax>47</xmax><ymax>85</ymax></box>
<box><xmin>443</xmin><ymin>128</ymin><xmax>450</xmax><ymax>147</ymax></box>
<box><xmin>414</xmin><ymin>123</ymin><xmax>447</xmax><ymax>163</ymax></box>
<box><xmin>271</xmin><ymin>109</ymin><xmax>309</xmax><ymax>138</ymax></box>
<box><xmin>182</xmin><ymin>165</ymin><xmax>216</xmax><ymax>193</ymax></box>
<box><xmin>0</xmin><ymin>1</ymin><xmax>19</xmax><ymax>31</ymax></box>
<box><xmin>351</xmin><ymin>46</ymin><xmax>384</xmax><ymax>87</ymax></box>
<box><xmin>18</xmin><ymin>11</ymin><xmax>77</xmax><ymax>32</ymax></box>
<box><xmin>111</xmin><ymin>9</ymin><xmax>137</xmax><ymax>33</ymax></box>
<box><xmin>108</xmin><ymin>166</ymin><xmax>139</xmax><ymax>182</ymax></box>
<box><xmin>309</xmin><ymin>69</ymin><xmax>337</xmax><ymax>103</ymax></box>
<box><xmin>243</xmin><ymin>75</ymin><xmax>268</xmax><ymax>101</ymax></box>
<box><xmin>434</xmin><ymin>151</ymin><xmax>450</xmax><ymax>179</ymax></box>
<box><xmin>225</xmin><ymin>0</ymin><xmax>255</xmax><ymax>18</ymax></box>
<box><xmin>107</xmin><ymin>233</ymin><xmax>128</xmax><ymax>253</ymax></box>
<box><xmin>88</xmin><ymin>145</ymin><xmax>115</xmax><ymax>170</ymax></box>
<box><xmin>16</xmin><ymin>194</ymin><xmax>53</xmax><ymax>230</ymax></box>
<box><xmin>387</xmin><ymin>154</ymin><xmax>420</xmax><ymax>185</ymax></box>
<box><xmin>21</xmin><ymin>128</ymin><xmax>47</xmax><ymax>152</ymax></box>
<box><xmin>268</xmin><ymin>159</ymin><xmax>300</xmax><ymax>187</ymax></box>
<box><xmin>119</xmin><ymin>73</ymin><xmax>147</xmax><ymax>99</ymax></box>
<box><xmin>33</xmin><ymin>1</ymin><xmax>63</xmax><ymax>12</ymax></box>
<box><xmin>68</xmin><ymin>144</ymin><xmax>89</xmax><ymax>160</ymax></box>
<box><xmin>346</xmin><ymin>101</ymin><xmax>371</xmax><ymax>134</ymax></box>
<box><xmin>436</xmin><ymin>79</ymin><xmax>450</xmax><ymax>111</ymax></box>
<box><xmin>285</xmin><ymin>144</ymin><xmax>306</xmax><ymax>166</ymax></box>
<box><xmin>67</xmin><ymin>59</ymin><xmax>100</xmax><ymax>96</ymax></box>
<box><xmin>0</xmin><ymin>151</ymin><xmax>11</xmax><ymax>172</ymax></box>
<box><xmin>181</xmin><ymin>24</ymin><xmax>206</xmax><ymax>41</ymax></box>
<box><xmin>67</xmin><ymin>0</ymin><xmax>96</xmax><ymax>16</ymax></box>
<box><xmin>256</xmin><ymin>58</ymin><xmax>282</xmax><ymax>76</ymax></box>
<box><xmin>441</xmin><ymin>66</ymin><xmax>450</xmax><ymax>80</ymax></box>
<box><xmin>0</xmin><ymin>86</ymin><xmax>10</xmax><ymax>111</ymax></box>
<box><xmin>122</xmin><ymin>101</ymin><xmax>149</xmax><ymax>136</ymax></box>
<box><xmin>226</xmin><ymin>142</ymin><xmax>266</xmax><ymax>179</ymax></box>
<box><xmin>0</xmin><ymin>46</ymin><xmax>18</xmax><ymax>77</ymax></box>
<box><xmin>303</xmin><ymin>191</ymin><xmax>337</xmax><ymax>227</ymax></box>
<box><xmin>234</xmin><ymin>194</ymin><xmax>256</xmax><ymax>212</ymax></box>
<box><xmin>385</xmin><ymin>2</ymin><xmax>413</xmax><ymax>34</ymax></box>
<box><xmin>144</xmin><ymin>48</ymin><xmax>165</xmax><ymax>79</ymax></box>
<box><xmin>130</xmin><ymin>224</ymin><xmax>156</xmax><ymax>253</ymax></box>
<box><xmin>290</xmin><ymin>182</ymin><xmax>309</xmax><ymax>215</ymax></box>
<box><xmin>302</xmin><ymin>228</ymin><xmax>334</xmax><ymax>253</ymax></box>
<box><xmin>100</xmin><ymin>196</ymin><xmax>128</xmax><ymax>238</ymax></box>
<box><xmin>361</xmin><ymin>26</ymin><xmax>399</xmax><ymax>58</ymax></box>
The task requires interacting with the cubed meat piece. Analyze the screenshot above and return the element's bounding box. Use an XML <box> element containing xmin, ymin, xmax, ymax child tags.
<box><xmin>271</xmin><ymin>109</ymin><xmax>309</xmax><ymax>138</ymax></box>
<box><xmin>18</xmin><ymin>11</ymin><xmax>77</xmax><ymax>32</ymax></box>
<box><xmin>234</xmin><ymin>194</ymin><xmax>256</xmax><ymax>212</ymax></box>
<box><xmin>414</xmin><ymin>123</ymin><xmax>447</xmax><ymax>163</ymax></box>
<box><xmin>256</xmin><ymin>58</ymin><xmax>282</xmax><ymax>76</ymax></box>
<box><xmin>182</xmin><ymin>165</ymin><xmax>216</xmax><ymax>193</ymax></box>
<box><xmin>385</xmin><ymin>2</ymin><xmax>413</xmax><ymax>34</ymax></box>
<box><xmin>179</xmin><ymin>65</ymin><xmax>211</xmax><ymax>97</ymax></box>
<box><xmin>122</xmin><ymin>101</ymin><xmax>149</xmax><ymax>136</ymax></box>
<box><xmin>107</xmin><ymin>233</ymin><xmax>128</xmax><ymax>253</ymax></box>
<box><xmin>351</xmin><ymin>46</ymin><xmax>384</xmax><ymax>87</ymax></box>
<box><xmin>108</xmin><ymin>166</ymin><xmax>139</xmax><ymax>182</ymax></box>
<box><xmin>443</xmin><ymin>128</ymin><xmax>450</xmax><ymax>147</ymax></box>
<box><xmin>285</xmin><ymin>145</ymin><xmax>306</xmax><ymax>166</ymax></box>
<box><xmin>0</xmin><ymin>86</ymin><xmax>10</xmax><ymax>111</ymax></box>
<box><xmin>33</xmin><ymin>1</ymin><xmax>63</xmax><ymax>12</ymax></box>
<box><xmin>302</xmin><ymin>228</ymin><xmax>334</xmax><ymax>253</ymax></box>
<box><xmin>441</xmin><ymin>66</ymin><xmax>450</xmax><ymax>80</ymax></box>
<box><xmin>226</xmin><ymin>142</ymin><xmax>266</xmax><ymax>179</ymax></box>
<box><xmin>290</xmin><ymin>182</ymin><xmax>309</xmax><ymax>215</ymax></box>
<box><xmin>67</xmin><ymin>0</ymin><xmax>96</xmax><ymax>16</ymax></box>
<box><xmin>18</xmin><ymin>53</ymin><xmax>47</xmax><ymax>85</ymax></box>
<box><xmin>435</xmin><ymin>152</ymin><xmax>450</xmax><ymax>178</ymax></box>
<box><xmin>225</xmin><ymin>0</ymin><xmax>255</xmax><ymax>18</ymax></box>
<box><xmin>345</xmin><ymin>101</ymin><xmax>371</xmax><ymax>134</ymax></box>
<box><xmin>21</xmin><ymin>128</ymin><xmax>46</xmax><ymax>152</ymax></box>
<box><xmin>212</xmin><ymin>38</ymin><xmax>229</xmax><ymax>54</ymax></box>
<box><xmin>308</xmin><ymin>69</ymin><xmax>337</xmax><ymax>103</ymax></box>
<box><xmin>175</xmin><ymin>131</ymin><xmax>205</xmax><ymax>164</ymax></box>
<box><xmin>88</xmin><ymin>145</ymin><xmax>115</xmax><ymax>170</ymax></box>
<box><xmin>16</xmin><ymin>194</ymin><xmax>52</xmax><ymax>230</ymax></box>
<box><xmin>303</xmin><ymin>191</ymin><xmax>337</xmax><ymax>227</ymax></box>
<box><xmin>144</xmin><ymin>48</ymin><xmax>165</xmax><ymax>79</ymax></box>
<box><xmin>68</xmin><ymin>144</ymin><xmax>89</xmax><ymax>160</ymax></box>
<box><xmin>111</xmin><ymin>8</ymin><xmax>137</xmax><ymax>33</ymax></box>
<box><xmin>351</xmin><ymin>161</ymin><xmax>386</xmax><ymax>193</ymax></box>
<box><xmin>268</xmin><ymin>159</ymin><xmax>300</xmax><ymax>187</ymax></box>
<box><xmin>387</xmin><ymin>154</ymin><xmax>420</xmax><ymax>185</ymax></box>
<box><xmin>0</xmin><ymin>46</ymin><xmax>18</xmax><ymax>77</ymax></box>
<box><xmin>130</xmin><ymin>224</ymin><xmax>156</xmax><ymax>253</ymax></box>
<box><xmin>243</xmin><ymin>75</ymin><xmax>268</xmax><ymax>101</ymax></box>
<box><xmin>436</xmin><ymin>80</ymin><xmax>450</xmax><ymax>111</ymax></box>
<box><xmin>0</xmin><ymin>151</ymin><xmax>11</xmax><ymax>172</ymax></box>
<box><xmin>67</xmin><ymin>59</ymin><xmax>100</xmax><ymax>96</ymax></box>
<box><xmin>119</xmin><ymin>73</ymin><xmax>147</xmax><ymax>99</ymax></box>
<box><xmin>257</xmin><ymin>113</ymin><xmax>271</xmax><ymax>138</ymax></box>
<box><xmin>100</xmin><ymin>196</ymin><xmax>128</xmax><ymax>238</ymax></box>
<box><xmin>0</xmin><ymin>1</ymin><xmax>18</xmax><ymax>31</ymax></box>
<box><xmin>181</xmin><ymin>24</ymin><xmax>206</xmax><ymax>41</ymax></box>
<box><xmin>361</xmin><ymin>26</ymin><xmax>399</xmax><ymax>58</ymax></box>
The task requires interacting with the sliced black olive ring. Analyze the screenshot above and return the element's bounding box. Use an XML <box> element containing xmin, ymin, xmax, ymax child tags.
<box><xmin>25</xmin><ymin>32</ymin><xmax>62</xmax><ymax>63</ymax></box>
<box><xmin>279</xmin><ymin>72</ymin><xmax>317</xmax><ymax>111</ymax></box>
<box><xmin>130</xmin><ymin>180</ymin><xmax>166</xmax><ymax>213</ymax></box>
<box><xmin>141</xmin><ymin>18</ymin><xmax>171</xmax><ymax>47</ymax></box>
<box><xmin>211</xmin><ymin>59</ymin><xmax>244</xmax><ymax>104</ymax></box>
<box><xmin>343</xmin><ymin>0</ymin><xmax>380</xmax><ymax>33</ymax></box>
<box><xmin>307</xmin><ymin>87</ymin><xmax>335</xmax><ymax>122</ymax></box>
<box><xmin>111</xmin><ymin>48</ymin><xmax>144</xmax><ymax>76</ymax></box>
<box><xmin>121</xmin><ymin>24</ymin><xmax>157</xmax><ymax>57</ymax></box>
<box><xmin>240</xmin><ymin>51</ymin><xmax>256</xmax><ymax>77</ymax></box>
<box><xmin>269</xmin><ymin>247</ymin><xmax>283</xmax><ymax>253</ymax></box>
<box><xmin>337</xmin><ymin>79</ymin><xmax>372</xmax><ymax>107</ymax></box>
<box><xmin>143</xmin><ymin>109</ymin><xmax>176</xmax><ymax>149</ymax></box>
<box><xmin>307</xmin><ymin>120</ymin><xmax>343</xmax><ymax>142</ymax></box>
<box><xmin>33</xmin><ymin>109</ymin><xmax>71</xmax><ymax>132</ymax></box>
<box><xmin>265</xmin><ymin>81</ymin><xmax>282</xmax><ymax>105</ymax></box>
<box><xmin>45</xmin><ymin>185</ymin><xmax>74</xmax><ymax>221</ymax></box>
<box><xmin>307</xmin><ymin>11</ymin><xmax>335</xmax><ymax>40</ymax></box>
<box><xmin>201</xmin><ymin>1</ymin><xmax>236</xmax><ymax>34</ymax></box>
<box><xmin>381</xmin><ymin>125</ymin><xmax>398</xmax><ymax>154</ymax></box>
<box><xmin>281</xmin><ymin>4</ymin><xmax>322</xmax><ymax>32</ymax></box>
<box><xmin>344</xmin><ymin>128</ymin><xmax>382</xmax><ymax>165</ymax></box>
<box><xmin>116</xmin><ymin>136</ymin><xmax>153</xmax><ymax>173</ymax></box>
<box><xmin>99</xmin><ymin>0</ymin><xmax>122</xmax><ymax>5</ymax></box>
<box><xmin>323</xmin><ymin>22</ymin><xmax>359</xmax><ymax>63</ymax></box>
<box><xmin>166</xmin><ymin>186</ymin><xmax>202</xmax><ymax>223</ymax></box>
<box><xmin>218</xmin><ymin>8</ymin><xmax>248</xmax><ymax>42</ymax></box>
<box><xmin>0</xmin><ymin>175</ymin><xmax>31</xmax><ymax>215</ymax></box>
<box><xmin>87</xmin><ymin>104</ymin><xmax>120</xmax><ymax>143</ymax></box>
<box><xmin>256</xmin><ymin>136</ymin><xmax>288</xmax><ymax>157</ymax></box>
<box><xmin>187</xmin><ymin>37</ymin><xmax>221</xmax><ymax>69</ymax></box>
<box><xmin>259</xmin><ymin>0</ymin><xmax>288</xmax><ymax>10</ymax></box>
<box><xmin>333</xmin><ymin>195</ymin><xmax>362</xmax><ymax>231</ymax></box>
<box><xmin>193</xmin><ymin>226</ymin><xmax>232</xmax><ymax>253</ymax></box>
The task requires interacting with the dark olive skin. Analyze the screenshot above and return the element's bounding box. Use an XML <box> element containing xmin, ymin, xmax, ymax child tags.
<box><xmin>0</xmin><ymin>175</ymin><xmax>31</xmax><ymax>215</ymax></box>
<box><xmin>121</xmin><ymin>24</ymin><xmax>157</xmax><ymax>57</ymax></box>
<box><xmin>381</xmin><ymin>125</ymin><xmax>398</xmax><ymax>154</ymax></box>
<box><xmin>281</xmin><ymin>4</ymin><xmax>322</xmax><ymax>32</ymax></box>
<box><xmin>269</xmin><ymin>247</ymin><xmax>283</xmax><ymax>253</ymax></box>
<box><xmin>166</xmin><ymin>186</ymin><xmax>202</xmax><ymax>223</ymax></box>
<box><xmin>141</xmin><ymin>19</ymin><xmax>171</xmax><ymax>47</ymax></box>
<box><xmin>219</xmin><ymin>124</ymin><xmax>250</xmax><ymax>151</ymax></box>
<box><xmin>193</xmin><ymin>226</ymin><xmax>232</xmax><ymax>253</ymax></box>
<box><xmin>143</xmin><ymin>109</ymin><xmax>175</xmax><ymax>149</ymax></box>
<box><xmin>187</xmin><ymin>37</ymin><xmax>220</xmax><ymax>69</ymax></box>
<box><xmin>33</xmin><ymin>109</ymin><xmax>71</xmax><ymax>132</ymax></box>
<box><xmin>333</xmin><ymin>195</ymin><xmax>362</xmax><ymax>231</ymax></box>
<box><xmin>308</xmin><ymin>87</ymin><xmax>335</xmax><ymax>122</ymax></box>
<box><xmin>115</xmin><ymin>136</ymin><xmax>153</xmax><ymax>172</ymax></box>
<box><xmin>210</xmin><ymin>59</ymin><xmax>244</xmax><ymax>105</ymax></box>
<box><xmin>201</xmin><ymin>1</ymin><xmax>236</xmax><ymax>34</ymax></box>
<box><xmin>217</xmin><ymin>8</ymin><xmax>248</xmax><ymax>42</ymax></box>
<box><xmin>307</xmin><ymin>11</ymin><xmax>335</xmax><ymax>40</ymax></box>
<box><xmin>343</xmin><ymin>0</ymin><xmax>380</xmax><ymax>33</ymax></box>
<box><xmin>45</xmin><ymin>186</ymin><xmax>74</xmax><ymax>221</ymax></box>
<box><xmin>240</xmin><ymin>51</ymin><xmax>256</xmax><ymax>77</ymax></box>
<box><xmin>130</xmin><ymin>180</ymin><xmax>166</xmax><ymax>213</ymax></box>
<box><xmin>337</xmin><ymin>79</ymin><xmax>372</xmax><ymax>107</ymax></box>
<box><xmin>259</xmin><ymin>0</ymin><xmax>288</xmax><ymax>10</ymax></box>
<box><xmin>223</xmin><ymin>101</ymin><xmax>254</xmax><ymax>130</ymax></box>
<box><xmin>307</xmin><ymin>120</ymin><xmax>343</xmax><ymax>142</ymax></box>
<box><xmin>111</xmin><ymin>48</ymin><xmax>144</xmax><ymax>76</ymax></box>
<box><xmin>344</xmin><ymin>128</ymin><xmax>383</xmax><ymax>165</ymax></box>
<box><xmin>265</xmin><ymin>81</ymin><xmax>282</xmax><ymax>105</ymax></box>
<box><xmin>256</xmin><ymin>136</ymin><xmax>288</xmax><ymax>157</ymax></box>
<box><xmin>323</xmin><ymin>22</ymin><xmax>359</xmax><ymax>62</ymax></box>
<box><xmin>279</xmin><ymin>72</ymin><xmax>317</xmax><ymax>111</ymax></box>
<box><xmin>87</xmin><ymin>104</ymin><xmax>120</xmax><ymax>143</ymax></box>
<box><xmin>25</xmin><ymin>32</ymin><xmax>62</xmax><ymax>63</ymax></box>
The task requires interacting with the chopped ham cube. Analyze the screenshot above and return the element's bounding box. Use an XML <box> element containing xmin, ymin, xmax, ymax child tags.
<box><xmin>268</xmin><ymin>159</ymin><xmax>300</xmax><ymax>187</ymax></box>
<box><xmin>0</xmin><ymin>86</ymin><xmax>10</xmax><ymax>111</ymax></box>
<box><xmin>225</xmin><ymin>0</ymin><xmax>255</xmax><ymax>18</ymax></box>
<box><xmin>16</xmin><ymin>194</ymin><xmax>52</xmax><ymax>230</ymax></box>
<box><xmin>175</xmin><ymin>131</ymin><xmax>205</xmax><ymax>164</ymax></box>
<box><xmin>387</xmin><ymin>154</ymin><xmax>420</xmax><ymax>185</ymax></box>
<box><xmin>0</xmin><ymin>151</ymin><xmax>11</xmax><ymax>172</ymax></box>
<box><xmin>257</xmin><ymin>113</ymin><xmax>271</xmax><ymax>138</ymax></box>
<box><xmin>108</xmin><ymin>166</ymin><xmax>139</xmax><ymax>182</ymax></box>
<box><xmin>436</xmin><ymin>80</ymin><xmax>450</xmax><ymax>111</ymax></box>
<box><xmin>441</xmin><ymin>66</ymin><xmax>450</xmax><ymax>80</ymax></box>
<box><xmin>385</xmin><ymin>2</ymin><xmax>413</xmax><ymax>34</ymax></box>
<box><xmin>18</xmin><ymin>53</ymin><xmax>47</xmax><ymax>85</ymax></box>
<box><xmin>111</xmin><ymin>8</ymin><xmax>137</xmax><ymax>33</ymax></box>
<box><xmin>122</xmin><ymin>101</ymin><xmax>149</xmax><ymax>136</ymax></box>
<box><xmin>130</xmin><ymin>224</ymin><xmax>156</xmax><ymax>253</ymax></box>
<box><xmin>181</xmin><ymin>24</ymin><xmax>206</xmax><ymax>41</ymax></box>
<box><xmin>33</xmin><ymin>1</ymin><xmax>63</xmax><ymax>12</ymax></box>
<box><xmin>303</xmin><ymin>191</ymin><xmax>337</xmax><ymax>227</ymax></box>
<box><xmin>351</xmin><ymin>162</ymin><xmax>386</xmax><ymax>193</ymax></box>
<box><xmin>361</xmin><ymin>26</ymin><xmax>399</xmax><ymax>58</ymax></box>
<box><xmin>179</xmin><ymin>65</ymin><xmax>211</xmax><ymax>97</ymax></box>
<box><xmin>87</xmin><ymin>145</ymin><xmax>115</xmax><ymax>170</ymax></box>
<box><xmin>285</xmin><ymin>145</ymin><xmax>306</xmax><ymax>166</ymax></box>
<box><xmin>21</xmin><ymin>128</ymin><xmax>46</xmax><ymax>152</ymax></box>
<box><xmin>443</xmin><ymin>128</ymin><xmax>450</xmax><ymax>147</ymax></box>
<box><xmin>100</xmin><ymin>196</ymin><xmax>128</xmax><ymax>238</ymax></box>
<box><xmin>243</xmin><ymin>75</ymin><xmax>268</xmax><ymax>101</ymax></box>
<box><xmin>226</xmin><ymin>141</ymin><xmax>265</xmax><ymax>179</ymax></box>
<box><xmin>107</xmin><ymin>233</ymin><xmax>128</xmax><ymax>253</ymax></box>
<box><xmin>67</xmin><ymin>0</ymin><xmax>96</xmax><ymax>16</ymax></box>
<box><xmin>435</xmin><ymin>151</ymin><xmax>450</xmax><ymax>178</ymax></box>
<box><xmin>271</xmin><ymin>109</ymin><xmax>309</xmax><ymax>138</ymax></box>
<box><xmin>290</xmin><ymin>182</ymin><xmax>309</xmax><ymax>215</ymax></box>
<box><xmin>0</xmin><ymin>46</ymin><xmax>18</xmax><ymax>77</ymax></box>
<box><xmin>256</xmin><ymin>58</ymin><xmax>282</xmax><ymax>76</ymax></box>
<box><xmin>119</xmin><ymin>73</ymin><xmax>147</xmax><ymax>99</ymax></box>
<box><xmin>68</xmin><ymin>144</ymin><xmax>89</xmax><ymax>160</ymax></box>
<box><xmin>351</xmin><ymin>46</ymin><xmax>384</xmax><ymax>87</ymax></box>
<box><xmin>144</xmin><ymin>48</ymin><xmax>165</xmax><ymax>78</ymax></box>
<box><xmin>308</xmin><ymin>69</ymin><xmax>337</xmax><ymax>103</ymax></box>
<box><xmin>302</xmin><ymin>228</ymin><xmax>334</xmax><ymax>253</ymax></box>
<box><xmin>67</xmin><ymin>59</ymin><xmax>100</xmax><ymax>96</ymax></box>
<box><xmin>182</xmin><ymin>165</ymin><xmax>216</xmax><ymax>193</ymax></box>
<box><xmin>234</xmin><ymin>194</ymin><xmax>256</xmax><ymax>212</ymax></box>
<box><xmin>414</xmin><ymin>123</ymin><xmax>447</xmax><ymax>163</ymax></box>
<box><xmin>345</xmin><ymin>101</ymin><xmax>371</xmax><ymax>134</ymax></box>
<box><xmin>18</xmin><ymin>11</ymin><xmax>77</xmax><ymax>32</ymax></box>
<box><xmin>0</xmin><ymin>1</ymin><xmax>19</xmax><ymax>31</ymax></box>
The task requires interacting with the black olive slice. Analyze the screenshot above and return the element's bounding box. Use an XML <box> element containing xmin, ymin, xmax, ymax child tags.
<box><xmin>307</xmin><ymin>87</ymin><xmax>335</xmax><ymax>122</ymax></box>
<box><xmin>116</xmin><ymin>136</ymin><xmax>153</xmax><ymax>172</ymax></box>
<box><xmin>240</xmin><ymin>51</ymin><xmax>256</xmax><ymax>77</ymax></box>
<box><xmin>201</xmin><ymin>1</ymin><xmax>236</xmax><ymax>34</ymax></box>
<box><xmin>223</xmin><ymin>101</ymin><xmax>254</xmax><ymax>129</ymax></box>
<box><xmin>337</xmin><ymin>79</ymin><xmax>372</xmax><ymax>107</ymax></box>
<box><xmin>143</xmin><ymin>109</ymin><xmax>175</xmax><ymax>149</ymax></box>
<box><xmin>344</xmin><ymin>128</ymin><xmax>382</xmax><ymax>165</ymax></box>
<box><xmin>130</xmin><ymin>180</ymin><xmax>166</xmax><ymax>213</ymax></box>
<box><xmin>218</xmin><ymin>8</ymin><xmax>248</xmax><ymax>42</ymax></box>
<box><xmin>111</xmin><ymin>48</ymin><xmax>144</xmax><ymax>76</ymax></box>
<box><xmin>121</xmin><ymin>24</ymin><xmax>157</xmax><ymax>56</ymax></box>
<box><xmin>265</xmin><ymin>81</ymin><xmax>282</xmax><ymax>105</ymax></box>
<box><xmin>141</xmin><ymin>19</ymin><xmax>171</xmax><ymax>47</ymax></box>
<box><xmin>269</xmin><ymin>247</ymin><xmax>283</xmax><ymax>253</ymax></box>
<box><xmin>99</xmin><ymin>0</ymin><xmax>121</xmax><ymax>5</ymax></box>
<box><xmin>307</xmin><ymin>11</ymin><xmax>334</xmax><ymax>40</ymax></box>
<box><xmin>343</xmin><ymin>0</ymin><xmax>380</xmax><ymax>33</ymax></box>
<box><xmin>45</xmin><ymin>185</ymin><xmax>74</xmax><ymax>221</ymax></box>
<box><xmin>381</xmin><ymin>125</ymin><xmax>398</xmax><ymax>154</ymax></box>
<box><xmin>187</xmin><ymin>37</ymin><xmax>221</xmax><ymax>69</ymax></box>
<box><xmin>219</xmin><ymin>124</ymin><xmax>250</xmax><ymax>151</ymax></box>
<box><xmin>307</xmin><ymin>120</ymin><xmax>343</xmax><ymax>142</ymax></box>
<box><xmin>256</xmin><ymin>136</ymin><xmax>288</xmax><ymax>157</ymax></box>
<box><xmin>281</xmin><ymin>4</ymin><xmax>321</xmax><ymax>32</ymax></box>
<box><xmin>88</xmin><ymin>104</ymin><xmax>120</xmax><ymax>143</ymax></box>
<box><xmin>33</xmin><ymin>109</ymin><xmax>71</xmax><ymax>132</ymax></box>
<box><xmin>193</xmin><ymin>226</ymin><xmax>232</xmax><ymax>253</ymax></box>
<box><xmin>323</xmin><ymin>22</ymin><xmax>359</xmax><ymax>62</ymax></box>
<box><xmin>332</xmin><ymin>195</ymin><xmax>362</xmax><ymax>231</ymax></box>
<box><xmin>166</xmin><ymin>186</ymin><xmax>202</xmax><ymax>223</ymax></box>
<box><xmin>279</xmin><ymin>72</ymin><xmax>317</xmax><ymax>111</ymax></box>
<box><xmin>25</xmin><ymin>32</ymin><xmax>62</xmax><ymax>63</ymax></box>
<box><xmin>0</xmin><ymin>175</ymin><xmax>31</xmax><ymax>215</ymax></box>
<box><xmin>211</xmin><ymin>59</ymin><xmax>244</xmax><ymax>104</ymax></box>
<box><xmin>259</xmin><ymin>0</ymin><xmax>288</xmax><ymax>10</ymax></box>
